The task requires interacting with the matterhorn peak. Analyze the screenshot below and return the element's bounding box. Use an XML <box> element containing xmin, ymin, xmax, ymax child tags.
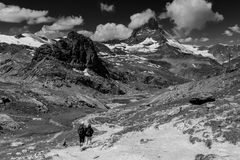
<box><xmin>126</xmin><ymin>18</ymin><xmax>166</xmax><ymax>44</ymax></box>
<box><xmin>142</xmin><ymin>17</ymin><xmax>161</xmax><ymax>30</ymax></box>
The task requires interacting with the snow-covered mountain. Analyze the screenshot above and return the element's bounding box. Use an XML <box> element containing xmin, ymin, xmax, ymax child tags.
<box><xmin>105</xmin><ymin>38</ymin><xmax>160</xmax><ymax>53</ymax></box>
<box><xmin>0</xmin><ymin>33</ymin><xmax>51</xmax><ymax>48</ymax></box>
<box><xmin>166</xmin><ymin>39</ymin><xmax>216</xmax><ymax>59</ymax></box>
<box><xmin>101</xmin><ymin>18</ymin><xmax>223</xmax><ymax>80</ymax></box>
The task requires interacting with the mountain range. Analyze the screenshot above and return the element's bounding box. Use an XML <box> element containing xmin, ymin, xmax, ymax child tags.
<box><xmin>1</xmin><ymin>18</ymin><xmax>240</xmax><ymax>160</ymax></box>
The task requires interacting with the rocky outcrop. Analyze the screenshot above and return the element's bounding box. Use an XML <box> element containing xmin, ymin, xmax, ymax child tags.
<box><xmin>189</xmin><ymin>93</ymin><xmax>215</xmax><ymax>105</ymax></box>
<box><xmin>0</xmin><ymin>96</ymin><xmax>11</xmax><ymax>105</ymax></box>
<box><xmin>0</xmin><ymin>114</ymin><xmax>20</xmax><ymax>131</ymax></box>
<box><xmin>33</xmin><ymin>31</ymin><xmax>109</xmax><ymax>77</ymax></box>
<box><xmin>195</xmin><ymin>154</ymin><xmax>216</xmax><ymax>160</ymax></box>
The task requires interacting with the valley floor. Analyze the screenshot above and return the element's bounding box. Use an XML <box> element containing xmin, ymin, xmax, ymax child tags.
<box><xmin>2</xmin><ymin>71</ymin><xmax>240</xmax><ymax>160</ymax></box>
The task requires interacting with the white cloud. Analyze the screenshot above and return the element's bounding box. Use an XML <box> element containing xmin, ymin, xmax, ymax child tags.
<box><xmin>0</xmin><ymin>2</ymin><xmax>54</xmax><ymax>24</ymax></box>
<box><xmin>223</xmin><ymin>30</ymin><xmax>233</xmax><ymax>36</ymax></box>
<box><xmin>100</xmin><ymin>3</ymin><xmax>115</xmax><ymax>12</ymax></box>
<box><xmin>223</xmin><ymin>24</ymin><xmax>240</xmax><ymax>36</ymax></box>
<box><xmin>178</xmin><ymin>36</ymin><xmax>209</xmax><ymax>43</ymax></box>
<box><xmin>35</xmin><ymin>25</ymin><xmax>65</xmax><ymax>39</ymax></box>
<box><xmin>229</xmin><ymin>24</ymin><xmax>240</xmax><ymax>33</ymax></box>
<box><xmin>159</xmin><ymin>0</ymin><xmax>224</xmax><ymax>35</ymax></box>
<box><xmin>89</xmin><ymin>9</ymin><xmax>157</xmax><ymax>42</ymax></box>
<box><xmin>45</xmin><ymin>16</ymin><xmax>83</xmax><ymax>31</ymax></box>
<box><xmin>199</xmin><ymin>37</ymin><xmax>209</xmax><ymax>42</ymax></box>
<box><xmin>91</xmin><ymin>23</ymin><xmax>132</xmax><ymax>42</ymax></box>
<box><xmin>77</xmin><ymin>30</ymin><xmax>93</xmax><ymax>37</ymax></box>
<box><xmin>36</xmin><ymin>16</ymin><xmax>83</xmax><ymax>39</ymax></box>
<box><xmin>128</xmin><ymin>9</ymin><xmax>156</xmax><ymax>29</ymax></box>
<box><xmin>179</xmin><ymin>37</ymin><xmax>193</xmax><ymax>43</ymax></box>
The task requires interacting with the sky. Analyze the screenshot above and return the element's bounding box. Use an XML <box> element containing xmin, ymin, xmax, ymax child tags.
<box><xmin>0</xmin><ymin>0</ymin><xmax>240</xmax><ymax>45</ymax></box>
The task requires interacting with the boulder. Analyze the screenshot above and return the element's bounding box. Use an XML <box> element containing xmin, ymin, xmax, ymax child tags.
<box><xmin>189</xmin><ymin>93</ymin><xmax>215</xmax><ymax>105</ymax></box>
<box><xmin>195</xmin><ymin>154</ymin><xmax>216</xmax><ymax>160</ymax></box>
<box><xmin>0</xmin><ymin>114</ymin><xmax>20</xmax><ymax>131</ymax></box>
<box><xmin>36</xmin><ymin>104</ymin><xmax>48</xmax><ymax>113</ymax></box>
<box><xmin>0</xmin><ymin>96</ymin><xmax>11</xmax><ymax>105</ymax></box>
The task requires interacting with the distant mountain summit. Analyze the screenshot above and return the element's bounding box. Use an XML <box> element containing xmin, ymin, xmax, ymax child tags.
<box><xmin>102</xmin><ymin>18</ymin><xmax>223</xmax><ymax>81</ymax></box>
<box><xmin>126</xmin><ymin>18</ymin><xmax>167</xmax><ymax>45</ymax></box>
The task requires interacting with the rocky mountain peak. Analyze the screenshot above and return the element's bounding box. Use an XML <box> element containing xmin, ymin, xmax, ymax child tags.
<box><xmin>126</xmin><ymin>18</ymin><xmax>166</xmax><ymax>44</ymax></box>
<box><xmin>32</xmin><ymin>31</ymin><xmax>109</xmax><ymax>77</ymax></box>
<box><xmin>143</xmin><ymin>17</ymin><xmax>161</xmax><ymax>30</ymax></box>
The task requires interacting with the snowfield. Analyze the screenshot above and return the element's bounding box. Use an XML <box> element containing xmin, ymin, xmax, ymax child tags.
<box><xmin>105</xmin><ymin>37</ymin><xmax>216</xmax><ymax>60</ymax></box>
<box><xmin>0</xmin><ymin>33</ymin><xmax>45</xmax><ymax>48</ymax></box>
<box><xmin>105</xmin><ymin>38</ymin><xmax>160</xmax><ymax>53</ymax></box>
<box><xmin>167</xmin><ymin>39</ymin><xmax>215</xmax><ymax>59</ymax></box>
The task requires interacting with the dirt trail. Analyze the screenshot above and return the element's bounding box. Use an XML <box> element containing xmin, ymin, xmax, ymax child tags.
<box><xmin>46</xmin><ymin>112</ymin><xmax>240</xmax><ymax>160</ymax></box>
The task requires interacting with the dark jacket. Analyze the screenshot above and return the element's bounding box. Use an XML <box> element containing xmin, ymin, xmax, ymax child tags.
<box><xmin>78</xmin><ymin>124</ymin><xmax>85</xmax><ymax>137</ymax></box>
<box><xmin>85</xmin><ymin>126</ymin><xmax>94</xmax><ymax>137</ymax></box>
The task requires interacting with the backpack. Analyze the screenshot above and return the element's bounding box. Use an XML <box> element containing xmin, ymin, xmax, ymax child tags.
<box><xmin>85</xmin><ymin>127</ymin><xmax>93</xmax><ymax>137</ymax></box>
<box><xmin>78</xmin><ymin>125</ymin><xmax>85</xmax><ymax>136</ymax></box>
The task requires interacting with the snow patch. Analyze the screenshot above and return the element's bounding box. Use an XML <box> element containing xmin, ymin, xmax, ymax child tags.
<box><xmin>167</xmin><ymin>39</ymin><xmax>215</xmax><ymax>59</ymax></box>
<box><xmin>105</xmin><ymin>38</ymin><xmax>160</xmax><ymax>53</ymax></box>
<box><xmin>10</xmin><ymin>141</ymin><xmax>24</xmax><ymax>147</ymax></box>
<box><xmin>83</xmin><ymin>68</ymin><xmax>91</xmax><ymax>77</ymax></box>
<box><xmin>99</xmin><ymin>52</ymin><xmax>109</xmax><ymax>56</ymax></box>
<box><xmin>106</xmin><ymin>103</ymin><xmax>126</xmax><ymax>108</ymax></box>
<box><xmin>0</xmin><ymin>34</ymin><xmax>44</xmax><ymax>47</ymax></box>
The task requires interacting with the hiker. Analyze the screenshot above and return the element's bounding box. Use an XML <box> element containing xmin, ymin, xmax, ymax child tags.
<box><xmin>78</xmin><ymin>122</ymin><xmax>86</xmax><ymax>147</ymax></box>
<box><xmin>85</xmin><ymin>123</ymin><xmax>94</xmax><ymax>145</ymax></box>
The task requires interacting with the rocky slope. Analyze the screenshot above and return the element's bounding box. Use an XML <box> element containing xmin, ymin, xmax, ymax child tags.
<box><xmin>206</xmin><ymin>43</ymin><xmax>240</xmax><ymax>64</ymax></box>
<box><xmin>44</xmin><ymin>69</ymin><xmax>240</xmax><ymax>160</ymax></box>
<box><xmin>0</xmin><ymin>64</ymin><xmax>236</xmax><ymax>160</ymax></box>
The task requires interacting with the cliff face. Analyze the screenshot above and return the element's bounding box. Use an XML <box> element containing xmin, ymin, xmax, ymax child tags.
<box><xmin>33</xmin><ymin>31</ymin><xmax>109</xmax><ymax>77</ymax></box>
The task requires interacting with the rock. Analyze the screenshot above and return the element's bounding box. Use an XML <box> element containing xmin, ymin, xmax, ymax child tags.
<box><xmin>189</xmin><ymin>93</ymin><xmax>215</xmax><ymax>105</ymax></box>
<box><xmin>33</xmin><ymin>31</ymin><xmax>109</xmax><ymax>77</ymax></box>
<box><xmin>62</xmin><ymin>139</ymin><xmax>67</xmax><ymax>147</ymax></box>
<box><xmin>10</xmin><ymin>141</ymin><xmax>24</xmax><ymax>147</ymax></box>
<box><xmin>140</xmin><ymin>138</ymin><xmax>153</xmax><ymax>144</ymax></box>
<box><xmin>22</xmin><ymin>149</ymin><xmax>28</xmax><ymax>153</ymax></box>
<box><xmin>195</xmin><ymin>154</ymin><xmax>216</xmax><ymax>160</ymax></box>
<box><xmin>0</xmin><ymin>125</ymin><xmax>3</xmax><ymax>133</ymax></box>
<box><xmin>32</xmin><ymin>118</ymin><xmax>42</xmax><ymax>121</ymax></box>
<box><xmin>94</xmin><ymin>156</ymin><xmax>100</xmax><ymax>159</ymax></box>
<box><xmin>36</xmin><ymin>104</ymin><xmax>48</xmax><ymax>113</ymax></box>
<box><xmin>28</xmin><ymin>146</ymin><xmax>36</xmax><ymax>150</ymax></box>
<box><xmin>167</xmin><ymin>107</ymin><xmax>181</xmax><ymax>116</ymax></box>
<box><xmin>16</xmin><ymin>152</ymin><xmax>22</xmax><ymax>156</ymax></box>
<box><xmin>0</xmin><ymin>97</ymin><xmax>11</xmax><ymax>105</ymax></box>
<box><xmin>195</xmin><ymin>154</ymin><xmax>205</xmax><ymax>160</ymax></box>
<box><xmin>0</xmin><ymin>114</ymin><xmax>20</xmax><ymax>131</ymax></box>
